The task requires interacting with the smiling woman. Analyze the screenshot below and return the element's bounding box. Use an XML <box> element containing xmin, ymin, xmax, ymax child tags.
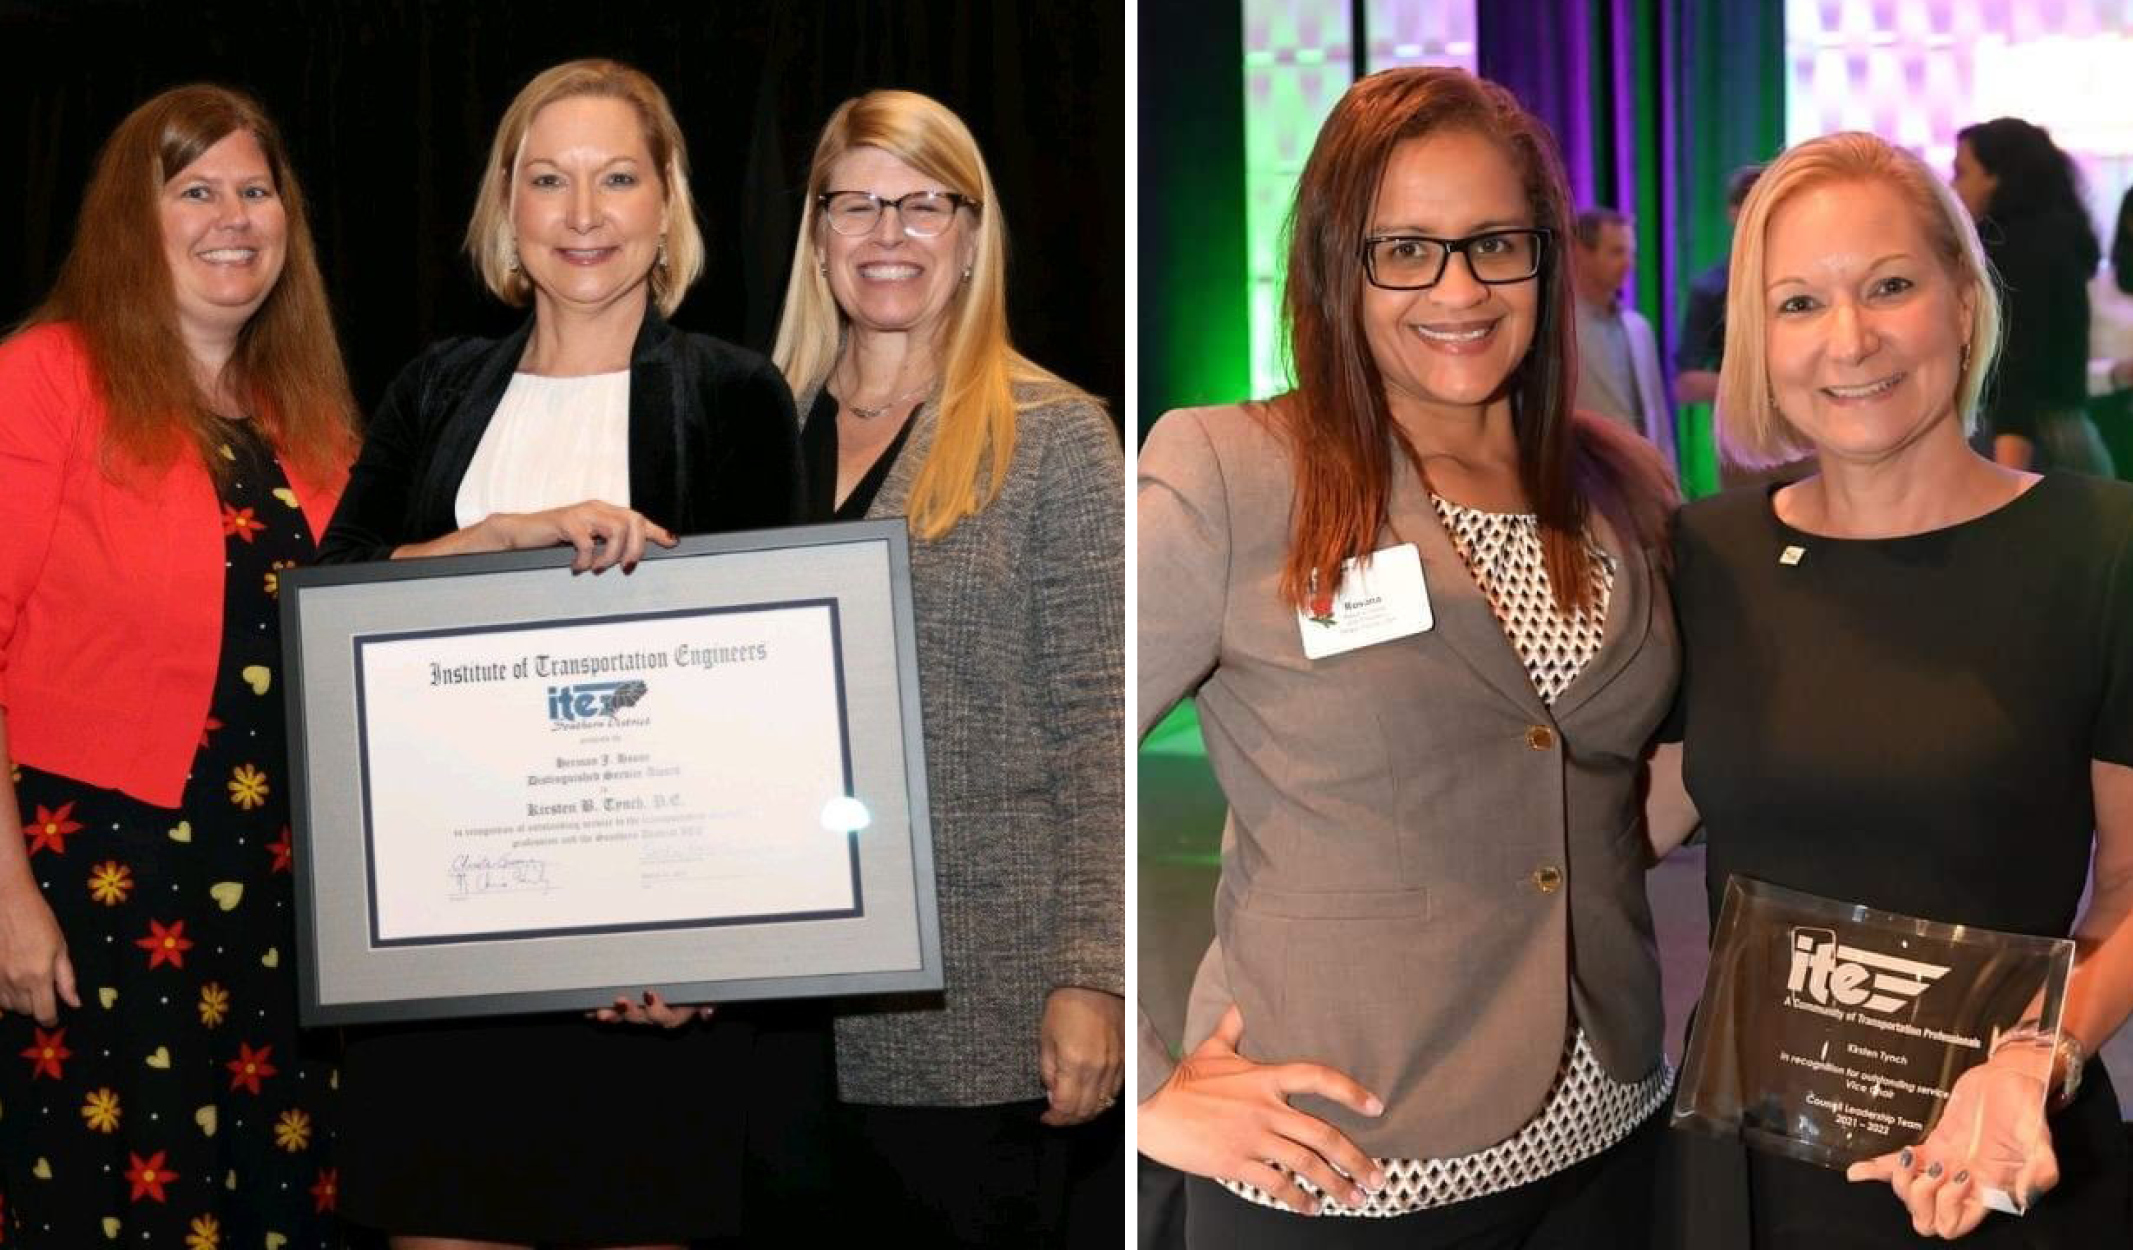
<box><xmin>1136</xmin><ymin>68</ymin><xmax>1678</xmax><ymax>1249</ymax></box>
<box><xmin>1653</xmin><ymin>132</ymin><xmax>2133</xmax><ymax>1248</ymax></box>
<box><xmin>316</xmin><ymin>58</ymin><xmax>808</xmax><ymax>1250</ymax></box>
<box><xmin>0</xmin><ymin>83</ymin><xmax>356</xmax><ymax>1249</ymax></box>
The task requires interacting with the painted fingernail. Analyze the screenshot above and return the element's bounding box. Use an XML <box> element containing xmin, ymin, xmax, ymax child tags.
<box><xmin>1926</xmin><ymin>1161</ymin><xmax>1943</xmax><ymax>1179</ymax></box>
<box><xmin>1349</xmin><ymin>1187</ymin><xmax>1367</xmax><ymax>1206</ymax></box>
<box><xmin>1953</xmin><ymin>1170</ymin><xmax>1968</xmax><ymax>1185</ymax></box>
<box><xmin>1367</xmin><ymin>1170</ymin><xmax>1386</xmax><ymax>1190</ymax></box>
<box><xmin>1362</xmin><ymin>1096</ymin><xmax>1385</xmax><ymax>1116</ymax></box>
<box><xmin>1899</xmin><ymin>1149</ymin><xmax>1914</xmax><ymax>1168</ymax></box>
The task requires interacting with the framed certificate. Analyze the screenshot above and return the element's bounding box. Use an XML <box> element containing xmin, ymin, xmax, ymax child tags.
<box><xmin>279</xmin><ymin>520</ymin><xmax>941</xmax><ymax>1026</ymax></box>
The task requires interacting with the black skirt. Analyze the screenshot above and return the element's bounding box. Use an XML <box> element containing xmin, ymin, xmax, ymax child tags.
<box><xmin>339</xmin><ymin>1001</ymin><xmax>835</xmax><ymax>1243</ymax></box>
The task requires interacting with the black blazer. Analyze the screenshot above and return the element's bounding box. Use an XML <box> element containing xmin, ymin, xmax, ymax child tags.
<box><xmin>318</xmin><ymin>310</ymin><xmax>804</xmax><ymax>563</ymax></box>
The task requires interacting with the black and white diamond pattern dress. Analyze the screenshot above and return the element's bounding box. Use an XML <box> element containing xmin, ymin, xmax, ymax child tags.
<box><xmin>1224</xmin><ymin>496</ymin><xmax>1673</xmax><ymax>1217</ymax></box>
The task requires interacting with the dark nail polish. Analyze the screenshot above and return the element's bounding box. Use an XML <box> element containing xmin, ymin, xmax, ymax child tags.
<box><xmin>1953</xmin><ymin>1170</ymin><xmax>1968</xmax><ymax>1185</ymax></box>
<box><xmin>1926</xmin><ymin>1161</ymin><xmax>1943</xmax><ymax>1179</ymax></box>
<box><xmin>1898</xmin><ymin>1148</ymin><xmax>1914</xmax><ymax>1168</ymax></box>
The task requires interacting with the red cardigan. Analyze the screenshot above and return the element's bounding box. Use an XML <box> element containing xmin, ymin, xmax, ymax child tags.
<box><xmin>0</xmin><ymin>323</ymin><xmax>346</xmax><ymax>808</ymax></box>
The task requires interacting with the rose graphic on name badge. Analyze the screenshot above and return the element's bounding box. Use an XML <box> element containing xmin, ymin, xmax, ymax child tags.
<box><xmin>1307</xmin><ymin>590</ymin><xmax>1336</xmax><ymax>626</ymax></box>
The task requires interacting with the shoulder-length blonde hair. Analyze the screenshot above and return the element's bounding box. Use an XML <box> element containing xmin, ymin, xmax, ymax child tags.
<box><xmin>466</xmin><ymin>59</ymin><xmax>704</xmax><ymax>319</ymax></box>
<box><xmin>1718</xmin><ymin>132</ymin><xmax>2000</xmax><ymax>467</ymax></box>
<box><xmin>25</xmin><ymin>83</ymin><xmax>356</xmax><ymax>484</ymax></box>
<box><xmin>772</xmin><ymin>89</ymin><xmax>1082</xmax><ymax>541</ymax></box>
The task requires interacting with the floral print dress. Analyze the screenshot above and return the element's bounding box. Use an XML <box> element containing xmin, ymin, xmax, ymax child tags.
<box><xmin>0</xmin><ymin>425</ymin><xmax>338</xmax><ymax>1248</ymax></box>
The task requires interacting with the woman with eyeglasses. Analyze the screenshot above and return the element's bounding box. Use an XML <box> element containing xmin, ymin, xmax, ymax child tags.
<box><xmin>317</xmin><ymin>59</ymin><xmax>810</xmax><ymax>1250</ymax></box>
<box><xmin>1136</xmin><ymin>67</ymin><xmax>1678</xmax><ymax>1248</ymax></box>
<box><xmin>772</xmin><ymin>89</ymin><xmax>1124</xmax><ymax>1245</ymax></box>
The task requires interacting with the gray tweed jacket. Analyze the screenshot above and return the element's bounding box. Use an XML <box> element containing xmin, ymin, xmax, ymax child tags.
<box><xmin>802</xmin><ymin>382</ymin><xmax>1125</xmax><ymax>1106</ymax></box>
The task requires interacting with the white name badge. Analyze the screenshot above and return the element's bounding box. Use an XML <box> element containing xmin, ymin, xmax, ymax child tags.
<box><xmin>1296</xmin><ymin>542</ymin><xmax>1433</xmax><ymax>659</ymax></box>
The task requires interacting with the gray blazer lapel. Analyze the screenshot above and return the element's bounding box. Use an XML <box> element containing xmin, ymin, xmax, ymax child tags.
<box><xmin>1387</xmin><ymin>458</ymin><xmax>1549</xmax><ymax>719</ymax></box>
<box><xmin>1550</xmin><ymin>507</ymin><xmax>1651</xmax><ymax>722</ymax></box>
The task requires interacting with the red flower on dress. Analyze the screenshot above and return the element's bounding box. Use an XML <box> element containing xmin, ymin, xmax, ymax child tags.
<box><xmin>136</xmin><ymin>918</ymin><xmax>194</xmax><ymax>970</ymax></box>
<box><xmin>198</xmin><ymin>715</ymin><xmax>223</xmax><ymax>749</ymax></box>
<box><xmin>309</xmin><ymin>1167</ymin><xmax>338</xmax><ymax>1213</ymax></box>
<box><xmin>20</xmin><ymin>1027</ymin><xmax>69</xmax><ymax>1080</ymax></box>
<box><xmin>24</xmin><ymin>802</ymin><xmax>81</xmax><ymax>857</ymax></box>
<box><xmin>221</xmin><ymin>504</ymin><xmax>264</xmax><ymax>542</ymax></box>
<box><xmin>225</xmin><ymin>1041</ymin><xmax>278</xmax><ymax>1094</ymax></box>
<box><xmin>125</xmin><ymin>1150</ymin><xmax>176</xmax><ymax>1203</ymax></box>
<box><xmin>268</xmin><ymin>827</ymin><xmax>293</xmax><ymax>875</ymax></box>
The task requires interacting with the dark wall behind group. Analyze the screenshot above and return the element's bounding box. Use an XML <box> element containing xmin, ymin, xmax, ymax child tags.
<box><xmin>0</xmin><ymin>0</ymin><xmax>1124</xmax><ymax>422</ymax></box>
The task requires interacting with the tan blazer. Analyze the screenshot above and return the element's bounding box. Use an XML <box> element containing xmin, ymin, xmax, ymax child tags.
<box><xmin>1137</xmin><ymin>403</ymin><xmax>1677</xmax><ymax>1159</ymax></box>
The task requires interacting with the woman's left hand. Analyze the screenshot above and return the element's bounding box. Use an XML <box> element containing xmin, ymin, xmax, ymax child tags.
<box><xmin>1038</xmin><ymin>987</ymin><xmax>1124</xmax><ymax>1126</ymax></box>
<box><xmin>588</xmin><ymin>989</ymin><xmax>714</xmax><ymax>1029</ymax></box>
<box><xmin>1845</xmin><ymin>1051</ymin><xmax>2059</xmax><ymax>1238</ymax></box>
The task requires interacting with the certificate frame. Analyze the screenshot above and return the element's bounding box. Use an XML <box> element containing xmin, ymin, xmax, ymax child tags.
<box><xmin>280</xmin><ymin>520</ymin><xmax>942</xmax><ymax>1026</ymax></box>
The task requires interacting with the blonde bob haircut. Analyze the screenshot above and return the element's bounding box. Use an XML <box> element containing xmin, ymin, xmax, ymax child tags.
<box><xmin>773</xmin><ymin>89</ymin><xmax>1082</xmax><ymax>541</ymax></box>
<box><xmin>1717</xmin><ymin>131</ymin><xmax>2001</xmax><ymax>468</ymax></box>
<box><xmin>465</xmin><ymin>59</ymin><xmax>704</xmax><ymax>318</ymax></box>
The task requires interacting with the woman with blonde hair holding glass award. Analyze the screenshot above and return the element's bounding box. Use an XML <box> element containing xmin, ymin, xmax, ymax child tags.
<box><xmin>1651</xmin><ymin>131</ymin><xmax>2133</xmax><ymax>1246</ymax></box>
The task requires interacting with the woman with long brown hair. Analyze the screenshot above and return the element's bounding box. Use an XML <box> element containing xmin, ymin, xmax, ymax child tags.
<box><xmin>1136</xmin><ymin>67</ymin><xmax>1677</xmax><ymax>1247</ymax></box>
<box><xmin>0</xmin><ymin>84</ymin><xmax>356</xmax><ymax>1247</ymax></box>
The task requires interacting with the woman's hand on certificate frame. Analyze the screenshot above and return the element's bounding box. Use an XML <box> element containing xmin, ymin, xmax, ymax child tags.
<box><xmin>1137</xmin><ymin>1003</ymin><xmax>1387</xmax><ymax>1215</ymax></box>
<box><xmin>588</xmin><ymin>989</ymin><xmax>713</xmax><ymax>1028</ymax></box>
<box><xmin>484</xmin><ymin>501</ymin><xmax>677</xmax><ymax>573</ymax></box>
<box><xmin>396</xmin><ymin>499</ymin><xmax>677</xmax><ymax>571</ymax></box>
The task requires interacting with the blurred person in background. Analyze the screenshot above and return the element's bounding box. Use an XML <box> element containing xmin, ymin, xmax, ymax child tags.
<box><xmin>1951</xmin><ymin>117</ymin><xmax>2111</xmax><ymax>474</ymax></box>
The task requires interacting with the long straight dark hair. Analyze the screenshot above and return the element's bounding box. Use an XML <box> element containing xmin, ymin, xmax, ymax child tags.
<box><xmin>1276</xmin><ymin>67</ymin><xmax>1601</xmax><ymax>611</ymax></box>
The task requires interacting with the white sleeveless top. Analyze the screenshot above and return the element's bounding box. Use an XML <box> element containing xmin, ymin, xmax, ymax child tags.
<box><xmin>1223</xmin><ymin>495</ymin><xmax>1673</xmax><ymax>1217</ymax></box>
<box><xmin>454</xmin><ymin>371</ymin><xmax>631</xmax><ymax>527</ymax></box>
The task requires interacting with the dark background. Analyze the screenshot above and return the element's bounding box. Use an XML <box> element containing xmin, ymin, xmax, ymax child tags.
<box><xmin>0</xmin><ymin>0</ymin><xmax>1123</xmax><ymax>423</ymax></box>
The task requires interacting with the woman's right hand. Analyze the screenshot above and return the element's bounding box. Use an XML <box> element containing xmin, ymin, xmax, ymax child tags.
<box><xmin>394</xmin><ymin>499</ymin><xmax>677</xmax><ymax>569</ymax></box>
<box><xmin>1136</xmin><ymin>1003</ymin><xmax>1386</xmax><ymax>1215</ymax></box>
<box><xmin>0</xmin><ymin>883</ymin><xmax>76</xmax><ymax>1025</ymax></box>
<box><xmin>481</xmin><ymin>501</ymin><xmax>677</xmax><ymax>572</ymax></box>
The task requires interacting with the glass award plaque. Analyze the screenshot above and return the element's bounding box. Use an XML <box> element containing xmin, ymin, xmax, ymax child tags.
<box><xmin>1674</xmin><ymin>876</ymin><xmax>2073</xmax><ymax>1213</ymax></box>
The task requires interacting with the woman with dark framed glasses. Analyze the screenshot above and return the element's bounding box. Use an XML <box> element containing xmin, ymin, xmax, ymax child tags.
<box><xmin>1136</xmin><ymin>66</ymin><xmax>1678</xmax><ymax>1248</ymax></box>
<box><xmin>772</xmin><ymin>89</ymin><xmax>1124</xmax><ymax>1245</ymax></box>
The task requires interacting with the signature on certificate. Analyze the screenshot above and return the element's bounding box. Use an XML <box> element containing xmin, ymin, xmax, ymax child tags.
<box><xmin>447</xmin><ymin>853</ymin><xmax>555</xmax><ymax>898</ymax></box>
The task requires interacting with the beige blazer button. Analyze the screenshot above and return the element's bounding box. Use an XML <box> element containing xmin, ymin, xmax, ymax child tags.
<box><xmin>1533</xmin><ymin>866</ymin><xmax>1564</xmax><ymax>893</ymax></box>
<box><xmin>1525</xmin><ymin>725</ymin><xmax>1556</xmax><ymax>751</ymax></box>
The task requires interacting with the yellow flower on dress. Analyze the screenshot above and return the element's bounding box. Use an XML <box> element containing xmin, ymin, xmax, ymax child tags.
<box><xmin>228</xmin><ymin>764</ymin><xmax>269</xmax><ymax>810</ymax></box>
<box><xmin>87</xmin><ymin>861</ymin><xmax>133</xmax><ymax>906</ymax></box>
<box><xmin>274</xmin><ymin>1107</ymin><xmax>312</xmax><ymax>1152</ymax></box>
<box><xmin>264</xmin><ymin>559</ymin><xmax>295</xmax><ymax>599</ymax></box>
<box><xmin>198</xmin><ymin>982</ymin><xmax>230</xmax><ymax>1028</ymax></box>
<box><xmin>186</xmin><ymin>1213</ymin><xmax>220</xmax><ymax>1249</ymax></box>
<box><xmin>80</xmin><ymin>1087</ymin><xmax>121</xmax><ymax>1132</ymax></box>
